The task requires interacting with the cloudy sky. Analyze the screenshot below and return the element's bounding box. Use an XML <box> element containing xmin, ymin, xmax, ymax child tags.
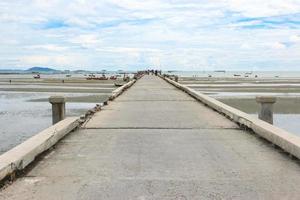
<box><xmin>1</xmin><ymin>0</ymin><xmax>300</xmax><ymax>71</ymax></box>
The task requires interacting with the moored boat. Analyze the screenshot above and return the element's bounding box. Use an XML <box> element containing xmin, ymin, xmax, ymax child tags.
<box><xmin>114</xmin><ymin>82</ymin><xmax>124</xmax><ymax>87</ymax></box>
<box><xmin>33</xmin><ymin>74</ymin><xmax>40</xmax><ymax>79</ymax></box>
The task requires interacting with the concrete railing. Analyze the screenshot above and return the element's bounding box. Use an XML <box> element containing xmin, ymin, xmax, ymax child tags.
<box><xmin>0</xmin><ymin>75</ymin><xmax>141</xmax><ymax>184</ymax></box>
<box><xmin>109</xmin><ymin>79</ymin><xmax>136</xmax><ymax>101</ymax></box>
<box><xmin>81</xmin><ymin>78</ymin><xmax>139</xmax><ymax>126</ymax></box>
<box><xmin>0</xmin><ymin>117</ymin><xmax>80</xmax><ymax>182</ymax></box>
<box><xmin>161</xmin><ymin>75</ymin><xmax>300</xmax><ymax>160</ymax></box>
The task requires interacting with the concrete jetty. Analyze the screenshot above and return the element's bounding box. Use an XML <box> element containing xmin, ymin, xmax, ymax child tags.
<box><xmin>1</xmin><ymin>75</ymin><xmax>300</xmax><ymax>199</ymax></box>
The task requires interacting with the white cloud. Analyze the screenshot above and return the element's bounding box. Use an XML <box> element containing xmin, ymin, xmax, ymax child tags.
<box><xmin>69</xmin><ymin>34</ymin><xmax>102</xmax><ymax>48</ymax></box>
<box><xmin>227</xmin><ymin>0</ymin><xmax>300</xmax><ymax>18</ymax></box>
<box><xmin>20</xmin><ymin>54</ymin><xmax>88</xmax><ymax>68</ymax></box>
<box><xmin>96</xmin><ymin>47</ymin><xmax>161</xmax><ymax>53</ymax></box>
<box><xmin>21</xmin><ymin>55</ymin><xmax>50</xmax><ymax>65</ymax></box>
<box><xmin>240</xmin><ymin>43</ymin><xmax>252</xmax><ymax>50</ymax></box>
<box><xmin>0</xmin><ymin>0</ymin><xmax>300</xmax><ymax>70</ymax></box>
<box><xmin>271</xmin><ymin>42</ymin><xmax>286</xmax><ymax>49</ymax></box>
<box><xmin>26</xmin><ymin>44</ymin><xmax>68</xmax><ymax>51</ymax></box>
<box><xmin>290</xmin><ymin>35</ymin><xmax>300</xmax><ymax>43</ymax></box>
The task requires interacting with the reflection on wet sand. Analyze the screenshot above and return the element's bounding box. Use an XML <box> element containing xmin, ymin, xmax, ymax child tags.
<box><xmin>0</xmin><ymin>74</ymin><xmax>125</xmax><ymax>154</ymax></box>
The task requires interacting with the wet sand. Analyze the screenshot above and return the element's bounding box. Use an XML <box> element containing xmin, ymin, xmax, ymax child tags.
<box><xmin>29</xmin><ymin>94</ymin><xmax>110</xmax><ymax>103</ymax></box>
<box><xmin>179</xmin><ymin>77</ymin><xmax>300</xmax><ymax>110</ymax></box>
<box><xmin>2</xmin><ymin>74</ymin><xmax>300</xmax><ymax>154</ymax></box>
<box><xmin>0</xmin><ymin>76</ymin><xmax>118</xmax><ymax>93</ymax></box>
<box><xmin>179</xmin><ymin>76</ymin><xmax>300</xmax><ymax>136</ymax></box>
<box><xmin>179</xmin><ymin>76</ymin><xmax>300</xmax><ymax>103</ymax></box>
<box><xmin>0</xmin><ymin>74</ymin><xmax>126</xmax><ymax>154</ymax></box>
<box><xmin>218</xmin><ymin>98</ymin><xmax>300</xmax><ymax>114</ymax></box>
<box><xmin>182</xmin><ymin>78</ymin><xmax>300</xmax><ymax>93</ymax></box>
<box><xmin>0</xmin><ymin>75</ymin><xmax>127</xmax><ymax>102</ymax></box>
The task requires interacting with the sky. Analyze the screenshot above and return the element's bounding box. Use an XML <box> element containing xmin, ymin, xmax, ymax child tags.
<box><xmin>0</xmin><ymin>0</ymin><xmax>300</xmax><ymax>71</ymax></box>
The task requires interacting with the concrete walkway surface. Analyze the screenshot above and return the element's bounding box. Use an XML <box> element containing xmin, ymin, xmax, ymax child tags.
<box><xmin>1</xmin><ymin>75</ymin><xmax>300</xmax><ymax>199</ymax></box>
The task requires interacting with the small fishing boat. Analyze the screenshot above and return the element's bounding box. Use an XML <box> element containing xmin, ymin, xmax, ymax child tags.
<box><xmin>214</xmin><ymin>70</ymin><xmax>226</xmax><ymax>73</ymax></box>
<box><xmin>86</xmin><ymin>76</ymin><xmax>108</xmax><ymax>80</ymax></box>
<box><xmin>33</xmin><ymin>74</ymin><xmax>40</xmax><ymax>79</ymax></box>
<box><xmin>86</xmin><ymin>74</ymin><xmax>108</xmax><ymax>80</ymax></box>
<box><xmin>114</xmin><ymin>83</ymin><xmax>124</xmax><ymax>87</ymax></box>
<box><xmin>98</xmin><ymin>76</ymin><xmax>108</xmax><ymax>80</ymax></box>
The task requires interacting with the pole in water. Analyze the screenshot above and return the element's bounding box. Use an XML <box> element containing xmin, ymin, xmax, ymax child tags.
<box><xmin>256</xmin><ymin>96</ymin><xmax>276</xmax><ymax>124</ymax></box>
<box><xmin>49</xmin><ymin>96</ymin><xmax>66</xmax><ymax>124</ymax></box>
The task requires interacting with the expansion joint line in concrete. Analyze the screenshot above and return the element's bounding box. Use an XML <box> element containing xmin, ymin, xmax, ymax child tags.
<box><xmin>81</xmin><ymin>127</ymin><xmax>242</xmax><ymax>130</ymax></box>
<box><xmin>115</xmin><ymin>100</ymin><xmax>197</xmax><ymax>102</ymax></box>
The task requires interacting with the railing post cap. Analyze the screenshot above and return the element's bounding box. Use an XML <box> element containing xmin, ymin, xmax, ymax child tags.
<box><xmin>49</xmin><ymin>96</ymin><xmax>66</xmax><ymax>103</ymax></box>
<box><xmin>256</xmin><ymin>96</ymin><xmax>276</xmax><ymax>103</ymax></box>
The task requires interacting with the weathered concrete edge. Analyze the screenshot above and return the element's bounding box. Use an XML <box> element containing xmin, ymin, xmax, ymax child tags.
<box><xmin>162</xmin><ymin>75</ymin><xmax>300</xmax><ymax>159</ymax></box>
<box><xmin>0</xmin><ymin>117</ymin><xmax>80</xmax><ymax>182</ymax></box>
<box><xmin>82</xmin><ymin>77</ymin><xmax>141</xmax><ymax>127</ymax></box>
<box><xmin>109</xmin><ymin>79</ymin><xmax>137</xmax><ymax>101</ymax></box>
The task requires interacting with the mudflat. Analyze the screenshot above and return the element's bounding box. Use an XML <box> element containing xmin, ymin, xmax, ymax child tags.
<box><xmin>1</xmin><ymin>75</ymin><xmax>300</xmax><ymax>200</ymax></box>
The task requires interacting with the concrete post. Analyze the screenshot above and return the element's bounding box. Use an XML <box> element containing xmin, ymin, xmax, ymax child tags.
<box><xmin>49</xmin><ymin>96</ymin><xmax>66</xmax><ymax>124</ymax></box>
<box><xmin>174</xmin><ymin>76</ymin><xmax>178</xmax><ymax>82</ymax></box>
<box><xmin>256</xmin><ymin>96</ymin><xmax>276</xmax><ymax>124</ymax></box>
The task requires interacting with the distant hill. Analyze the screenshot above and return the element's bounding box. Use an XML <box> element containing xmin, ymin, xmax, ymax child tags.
<box><xmin>26</xmin><ymin>67</ymin><xmax>60</xmax><ymax>73</ymax></box>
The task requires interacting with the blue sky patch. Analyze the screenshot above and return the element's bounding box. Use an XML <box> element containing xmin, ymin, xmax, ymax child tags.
<box><xmin>41</xmin><ymin>19</ymin><xmax>69</xmax><ymax>29</ymax></box>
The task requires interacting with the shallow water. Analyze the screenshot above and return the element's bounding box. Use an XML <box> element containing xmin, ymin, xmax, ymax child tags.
<box><xmin>170</xmin><ymin>71</ymin><xmax>300</xmax><ymax>78</ymax></box>
<box><xmin>2</xmin><ymin>72</ymin><xmax>300</xmax><ymax>154</ymax></box>
<box><xmin>178</xmin><ymin>74</ymin><xmax>300</xmax><ymax>138</ymax></box>
<box><xmin>208</xmin><ymin>92</ymin><xmax>300</xmax><ymax>98</ymax></box>
<box><xmin>272</xmin><ymin>114</ymin><xmax>300</xmax><ymax>136</ymax></box>
<box><xmin>247</xmin><ymin>114</ymin><xmax>300</xmax><ymax>137</ymax></box>
<box><xmin>247</xmin><ymin>113</ymin><xmax>300</xmax><ymax>136</ymax></box>
<box><xmin>0</xmin><ymin>84</ymin><xmax>114</xmax><ymax>90</ymax></box>
<box><xmin>0</xmin><ymin>91</ymin><xmax>97</xmax><ymax>154</ymax></box>
<box><xmin>209</xmin><ymin>93</ymin><xmax>300</xmax><ymax>137</ymax></box>
<box><xmin>0</xmin><ymin>73</ymin><xmax>117</xmax><ymax>154</ymax></box>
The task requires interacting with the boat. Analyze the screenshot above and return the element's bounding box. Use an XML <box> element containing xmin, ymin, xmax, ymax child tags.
<box><xmin>214</xmin><ymin>70</ymin><xmax>226</xmax><ymax>73</ymax></box>
<box><xmin>98</xmin><ymin>76</ymin><xmax>108</xmax><ymax>80</ymax></box>
<box><xmin>86</xmin><ymin>73</ymin><xmax>109</xmax><ymax>80</ymax></box>
<box><xmin>234</xmin><ymin>74</ymin><xmax>241</xmax><ymax>77</ymax></box>
<box><xmin>114</xmin><ymin>83</ymin><xmax>124</xmax><ymax>87</ymax></box>
<box><xmin>66</xmin><ymin>74</ymin><xmax>71</xmax><ymax>77</ymax></box>
<box><xmin>33</xmin><ymin>74</ymin><xmax>40</xmax><ymax>79</ymax></box>
<box><xmin>86</xmin><ymin>76</ymin><xmax>108</xmax><ymax>80</ymax></box>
